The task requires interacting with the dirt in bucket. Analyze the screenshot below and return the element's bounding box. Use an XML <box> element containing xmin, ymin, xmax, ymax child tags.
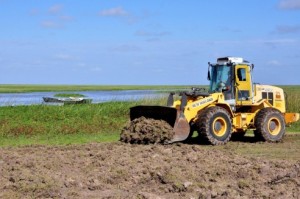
<box><xmin>120</xmin><ymin>117</ymin><xmax>174</xmax><ymax>144</ymax></box>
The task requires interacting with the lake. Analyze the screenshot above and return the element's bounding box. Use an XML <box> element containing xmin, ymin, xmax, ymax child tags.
<box><xmin>0</xmin><ymin>90</ymin><xmax>166</xmax><ymax>106</ymax></box>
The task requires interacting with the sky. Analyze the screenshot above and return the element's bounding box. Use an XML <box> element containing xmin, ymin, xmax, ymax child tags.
<box><xmin>0</xmin><ymin>0</ymin><xmax>300</xmax><ymax>85</ymax></box>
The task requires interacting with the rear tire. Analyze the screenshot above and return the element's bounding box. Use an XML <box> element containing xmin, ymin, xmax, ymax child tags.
<box><xmin>198</xmin><ymin>106</ymin><xmax>232</xmax><ymax>145</ymax></box>
<box><xmin>254</xmin><ymin>108</ymin><xmax>285</xmax><ymax>142</ymax></box>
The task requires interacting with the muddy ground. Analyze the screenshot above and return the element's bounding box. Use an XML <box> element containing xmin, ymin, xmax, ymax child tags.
<box><xmin>0</xmin><ymin>135</ymin><xmax>300</xmax><ymax>199</ymax></box>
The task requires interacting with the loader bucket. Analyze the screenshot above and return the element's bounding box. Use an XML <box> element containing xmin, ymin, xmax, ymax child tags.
<box><xmin>130</xmin><ymin>106</ymin><xmax>190</xmax><ymax>143</ymax></box>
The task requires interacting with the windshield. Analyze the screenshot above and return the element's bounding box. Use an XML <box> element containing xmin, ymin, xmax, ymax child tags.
<box><xmin>209</xmin><ymin>64</ymin><xmax>232</xmax><ymax>92</ymax></box>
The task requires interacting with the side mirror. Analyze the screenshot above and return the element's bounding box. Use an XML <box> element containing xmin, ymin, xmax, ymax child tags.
<box><xmin>207</xmin><ymin>62</ymin><xmax>211</xmax><ymax>80</ymax></box>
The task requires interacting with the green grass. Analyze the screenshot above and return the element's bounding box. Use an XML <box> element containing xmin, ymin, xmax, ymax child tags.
<box><xmin>279</xmin><ymin>85</ymin><xmax>300</xmax><ymax>132</ymax></box>
<box><xmin>279</xmin><ymin>85</ymin><xmax>300</xmax><ymax>111</ymax></box>
<box><xmin>0</xmin><ymin>98</ymin><xmax>167</xmax><ymax>147</ymax></box>
<box><xmin>54</xmin><ymin>93</ymin><xmax>86</xmax><ymax>98</ymax></box>
<box><xmin>0</xmin><ymin>102</ymin><xmax>134</xmax><ymax>136</ymax></box>
<box><xmin>0</xmin><ymin>84</ymin><xmax>196</xmax><ymax>93</ymax></box>
<box><xmin>0</xmin><ymin>132</ymin><xmax>120</xmax><ymax>147</ymax></box>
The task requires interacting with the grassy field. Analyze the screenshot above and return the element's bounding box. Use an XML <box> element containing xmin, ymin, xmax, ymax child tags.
<box><xmin>279</xmin><ymin>86</ymin><xmax>300</xmax><ymax>132</ymax></box>
<box><xmin>54</xmin><ymin>93</ymin><xmax>86</xmax><ymax>98</ymax></box>
<box><xmin>0</xmin><ymin>98</ymin><xmax>167</xmax><ymax>146</ymax></box>
<box><xmin>0</xmin><ymin>85</ymin><xmax>299</xmax><ymax>147</ymax></box>
<box><xmin>0</xmin><ymin>84</ymin><xmax>194</xmax><ymax>93</ymax></box>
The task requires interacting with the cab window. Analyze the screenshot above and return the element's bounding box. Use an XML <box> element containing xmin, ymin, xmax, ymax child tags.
<box><xmin>237</xmin><ymin>68</ymin><xmax>246</xmax><ymax>81</ymax></box>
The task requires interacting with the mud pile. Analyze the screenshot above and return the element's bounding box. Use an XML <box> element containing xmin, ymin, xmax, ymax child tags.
<box><xmin>120</xmin><ymin>117</ymin><xmax>174</xmax><ymax>144</ymax></box>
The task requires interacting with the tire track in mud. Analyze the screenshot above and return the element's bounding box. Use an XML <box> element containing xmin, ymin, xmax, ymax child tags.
<box><xmin>0</xmin><ymin>141</ymin><xmax>299</xmax><ymax>199</ymax></box>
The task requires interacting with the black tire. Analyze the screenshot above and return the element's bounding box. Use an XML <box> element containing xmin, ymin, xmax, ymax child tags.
<box><xmin>198</xmin><ymin>106</ymin><xmax>232</xmax><ymax>145</ymax></box>
<box><xmin>254</xmin><ymin>108</ymin><xmax>285</xmax><ymax>142</ymax></box>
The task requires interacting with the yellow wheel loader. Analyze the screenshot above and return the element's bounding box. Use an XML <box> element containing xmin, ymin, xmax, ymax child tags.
<box><xmin>130</xmin><ymin>57</ymin><xmax>299</xmax><ymax>145</ymax></box>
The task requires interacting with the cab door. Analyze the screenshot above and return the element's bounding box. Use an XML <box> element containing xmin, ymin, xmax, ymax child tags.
<box><xmin>235</xmin><ymin>64</ymin><xmax>253</xmax><ymax>105</ymax></box>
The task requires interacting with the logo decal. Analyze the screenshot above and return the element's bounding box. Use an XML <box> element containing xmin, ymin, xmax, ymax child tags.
<box><xmin>192</xmin><ymin>97</ymin><xmax>213</xmax><ymax>108</ymax></box>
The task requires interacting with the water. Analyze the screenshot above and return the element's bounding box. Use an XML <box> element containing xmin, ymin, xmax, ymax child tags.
<box><xmin>0</xmin><ymin>90</ymin><xmax>166</xmax><ymax>106</ymax></box>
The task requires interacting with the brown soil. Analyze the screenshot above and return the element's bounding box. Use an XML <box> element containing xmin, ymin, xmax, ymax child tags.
<box><xmin>120</xmin><ymin>117</ymin><xmax>174</xmax><ymax>144</ymax></box>
<box><xmin>0</xmin><ymin>135</ymin><xmax>300</xmax><ymax>199</ymax></box>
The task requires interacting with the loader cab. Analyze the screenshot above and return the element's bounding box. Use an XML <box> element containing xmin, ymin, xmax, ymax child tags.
<box><xmin>208</xmin><ymin>57</ymin><xmax>254</xmax><ymax>107</ymax></box>
<box><xmin>208</xmin><ymin>62</ymin><xmax>234</xmax><ymax>100</ymax></box>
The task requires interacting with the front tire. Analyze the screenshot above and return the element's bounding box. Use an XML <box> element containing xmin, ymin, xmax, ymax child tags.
<box><xmin>254</xmin><ymin>108</ymin><xmax>285</xmax><ymax>142</ymax></box>
<box><xmin>198</xmin><ymin>106</ymin><xmax>232</xmax><ymax>145</ymax></box>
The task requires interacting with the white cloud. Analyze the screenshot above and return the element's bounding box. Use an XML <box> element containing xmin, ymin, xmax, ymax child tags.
<box><xmin>145</xmin><ymin>38</ymin><xmax>161</xmax><ymax>42</ymax></box>
<box><xmin>266</xmin><ymin>60</ymin><xmax>281</xmax><ymax>66</ymax></box>
<box><xmin>135</xmin><ymin>30</ymin><xmax>171</xmax><ymax>37</ymax></box>
<box><xmin>135</xmin><ymin>30</ymin><xmax>171</xmax><ymax>42</ymax></box>
<box><xmin>111</xmin><ymin>44</ymin><xmax>141</xmax><ymax>52</ymax></box>
<box><xmin>179</xmin><ymin>39</ymin><xmax>298</xmax><ymax>47</ymax></box>
<box><xmin>41</xmin><ymin>20</ymin><xmax>62</xmax><ymax>28</ymax></box>
<box><xmin>98</xmin><ymin>6</ymin><xmax>142</xmax><ymax>24</ymax></box>
<box><xmin>49</xmin><ymin>4</ymin><xmax>63</xmax><ymax>14</ymax></box>
<box><xmin>278</xmin><ymin>0</ymin><xmax>300</xmax><ymax>10</ymax></box>
<box><xmin>219</xmin><ymin>26</ymin><xmax>242</xmax><ymax>33</ymax></box>
<box><xmin>38</xmin><ymin>5</ymin><xmax>73</xmax><ymax>29</ymax></box>
<box><xmin>54</xmin><ymin>54</ymin><xmax>75</xmax><ymax>61</ymax></box>
<box><xmin>153</xmin><ymin>68</ymin><xmax>164</xmax><ymax>73</ymax></box>
<box><xmin>29</xmin><ymin>8</ymin><xmax>39</xmax><ymax>16</ymax></box>
<box><xmin>262</xmin><ymin>39</ymin><xmax>298</xmax><ymax>48</ymax></box>
<box><xmin>77</xmin><ymin>63</ymin><xmax>87</xmax><ymax>67</ymax></box>
<box><xmin>60</xmin><ymin>15</ymin><xmax>74</xmax><ymax>21</ymax></box>
<box><xmin>275</xmin><ymin>25</ymin><xmax>300</xmax><ymax>34</ymax></box>
<box><xmin>99</xmin><ymin>7</ymin><xmax>128</xmax><ymax>17</ymax></box>
<box><xmin>90</xmin><ymin>67</ymin><xmax>102</xmax><ymax>72</ymax></box>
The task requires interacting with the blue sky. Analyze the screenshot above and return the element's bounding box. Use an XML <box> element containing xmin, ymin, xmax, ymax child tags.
<box><xmin>0</xmin><ymin>0</ymin><xmax>300</xmax><ymax>85</ymax></box>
